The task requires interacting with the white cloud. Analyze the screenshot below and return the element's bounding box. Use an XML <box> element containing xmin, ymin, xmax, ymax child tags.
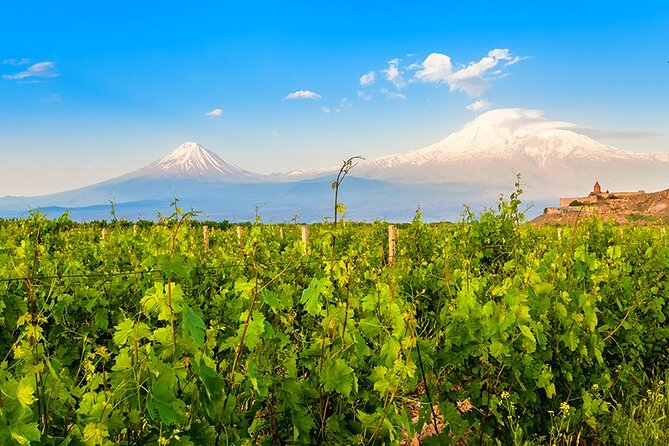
<box><xmin>487</xmin><ymin>48</ymin><xmax>511</xmax><ymax>60</ymax></box>
<box><xmin>413</xmin><ymin>53</ymin><xmax>453</xmax><ymax>83</ymax></box>
<box><xmin>380</xmin><ymin>88</ymin><xmax>406</xmax><ymax>100</ymax></box>
<box><xmin>357</xmin><ymin>90</ymin><xmax>373</xmax><ymax>101</ymax></box>
<box><xmin>359</xmin><ymin>71</ymin><xmax>375</xmax><ymax>86</ymax></box>
<box><xmin>332</xmin><ymin>97</ymin><xmax>354</xmax><ymax>113</ymax></box>
<box><xmin>1</xmin><ymin>58</ymin><xmax>30</xmax><ymax>66</ymax></box>
<box><xmin>413</xmin><ymin>49</ymin><xmax>523</xmax><ymax>97</ymax></box>
<box><xmin>320</xmin><ymin>106</ymin><xmax>331</xmax><ymax>113</ymax></box>
<box><xmin>382</xmin><ymin>58</ymin><xmax>405</xmax><ymax>88</ymax></box>
<box><xmin>472</xmin><ymin>108</ymin><xmax>659</xmax><ymax>140</ymax></box>
<box><xmin>284</xmin><ymin>90</ymin><xmax>321</xmax><ymax>100</ymax></box>
<box><xmin>571</xmin><ymin>128</ymin><xmax>660</xmax><ymax>139</ymax></box>
<box><xmin>466</xmin><ymin>99</ymin><xmax>490</xmax><ymax>112</ymax></box>
<box><xmin>473</xmin><ymin>109</ymin><xmax>572</xmax><ymax>132</ymax></box>
<box><xmin>505</xmin><ymin>56</ymin><xmax>524</xmax><ymax>66</ymax></box>
<box><xmin>2</xmin><ymin>61</ymin><xmax>58</xmax><ymax>80</ymax></box>
<box><xmin>205</xmin><ymin>108</ymin><xmax>223</xmax><ymax>117</ymax></box>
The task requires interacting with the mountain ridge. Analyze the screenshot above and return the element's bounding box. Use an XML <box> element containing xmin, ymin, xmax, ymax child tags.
<box><xmin>1</xmin><ymin>108</ymin><xmax>667</xmax><ymax>221</ymax></box>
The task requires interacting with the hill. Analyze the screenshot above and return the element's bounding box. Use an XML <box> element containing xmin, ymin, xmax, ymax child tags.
<box><xmin>532</xmin><ymin>187</ymin><xmax>669</xmax><ymax>225</ymax></box>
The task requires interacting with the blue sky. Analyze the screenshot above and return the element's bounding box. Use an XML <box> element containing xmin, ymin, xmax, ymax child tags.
<box><xmin>1</xmin><ymin>1</ymin><xmax>668</xmax><ymax>195</ymax></box>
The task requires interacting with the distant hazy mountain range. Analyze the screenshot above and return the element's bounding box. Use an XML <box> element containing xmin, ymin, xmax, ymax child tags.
<box><xmin>2</xmin><ymin>108</ymin><xmax>667</xmax><ymax>222</ymax></box>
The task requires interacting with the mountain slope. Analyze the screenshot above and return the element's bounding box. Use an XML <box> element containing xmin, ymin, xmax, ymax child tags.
<box><xmin>0</xmin><ymin>177</ymin><xmax>494</xmax><ymax>222</ymax></box>
<box><xmin>370</xmin><ymin>109</ymin><xmax>634</xmax><ymax>165</ymax></box>
<box><xmin>120</xmin><ymin>141</ymin><xmax>260</xmax><ymax>181</ymax></box>
<box><xmin>0</xmin><ymin>142</ymin><xmax>262</xmax><ymax>210</ymax></box>
<box><xmin>356</xmin><ymin>109</ymin><xmax>669</xmax><ymax>196</ymax></box>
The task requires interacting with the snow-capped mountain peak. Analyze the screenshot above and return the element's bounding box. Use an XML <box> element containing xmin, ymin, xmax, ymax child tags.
<box><xmin>130</xmin><ymin>141</ymin><xmax>258</xmax><ymax>181</ymax></box>
<box><xmin>153</xmin><ymin>141</ymin><xmax>244</xmax><ymax>174</ymax></box>
<box><xmin>356</xmin><ymin>108</ymin><xmax>669</xmax><ymax>195</ymax></box>
<box><xmin>369</xmin><ymin>108</ymin><xmax>633</xmax><ymax>169</ymax></box>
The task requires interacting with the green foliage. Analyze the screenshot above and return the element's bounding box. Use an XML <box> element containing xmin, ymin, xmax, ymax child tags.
<box><xmin>1</xmin><ymin>203</ymin><xmax>668</xmax><ymax>444</ymax></box>
<box><xmin>611</xmin><ymin>375</ymin><xmax>669</xmax><ymax>445</ymax></box>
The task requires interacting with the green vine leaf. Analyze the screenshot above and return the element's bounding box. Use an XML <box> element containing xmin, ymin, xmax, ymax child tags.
<box><xmin>182</xmin><ymin>305</ymin><xmax>206</xmax><ymax>346</ymax></box>
<box><xmin>9</xmin><ymin>423</ymin><xmax>41</xmax><ymax>445</ymax></box>
<box><xmin>16</xmin><ymin>377</ymin><xmax>36</xmax><ymax>408</ymax></box>
<box><xmin>320</xmin><ymin>358</ymin><xmax>356</xmax><ymax>397</ymax></box>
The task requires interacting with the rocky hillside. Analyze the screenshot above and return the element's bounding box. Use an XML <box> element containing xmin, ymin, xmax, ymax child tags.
<box><xmin>532</xmin><ymin>188</ymin><xmax>669</xmax><ymax>225</ymax></box>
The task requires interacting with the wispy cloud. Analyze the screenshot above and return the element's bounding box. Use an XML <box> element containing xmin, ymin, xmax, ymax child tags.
<box><xmin>357</xmin><ymin>90</ymin><xmax>373</xmax><ymax>101</ymax></box>
<box><xmin>480</xmin><ymin>108</ymin><xmax>660</xmax><ymax>140</ymax></box>
<box><xmin>380</xmin><ymin>88</ymin><xmax>406</xmax><ymax>100</ymax></box>
<box><xmin>413</xmin><ymin>49</ymin><xmax>523</xmax><ymax>96</ymax></box>
<box><xmin>284</xmin><ymin>90</ymin><xmax>321</xmax><ymax>100</ymax></box>
<box><xmin>466</xmin><ymin>99</ymin><xmax>491</xmax><ymax>112</ymax></box>
<box><xmin>382</xmin><ymin>58</ymin><xmax>405</xmax><ymax>89</ymax></box>
<box><xmin>1</xmin><ymin>58</ymin><xmax>31</xmax><ymax>66</ymax></box>
<box><xmin>564</xmin><ymin>127</ymin><xmax>660</xmax><ymax>139</ymax></box>
<box><xmin>359</xmin><ymin>71</ymin><xmax>376</xmax><ymax>86</ymax></box>
<box><xmin>2</xmin><ymin>61</ymin><xmax>58</xmax><ymax>81</ymax></box>
<box><xmin>333</xmin><ymin>97</ymin><xmax>354</xmax><ymax>112</ymax></box>
<box><xmin>388</xmin><ymin>91</ymin><xmax>406</xmax><ymax>100</ymax></box>
<box><xmin>320</xmin><ymin>106</ymin><xmax>331</xmax><ymax>113</ymax></box>
<box><xmin>205</xmin><ymin>108</ymin><xmax>223</xmax><ymax>117</ymax></box>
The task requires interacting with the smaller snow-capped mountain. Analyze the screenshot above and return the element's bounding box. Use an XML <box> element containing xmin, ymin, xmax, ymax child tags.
<box><xmin>0</xmin><ymin>141</ymin><xmax>266</xmax><ymax>210</ymax></box>
<box><xmin>125</xmin><ymin>141</ymin><xmax>259</xmax><ymax>181</ymax></box>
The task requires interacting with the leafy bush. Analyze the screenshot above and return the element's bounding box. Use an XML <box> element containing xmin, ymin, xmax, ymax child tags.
<box><xmin>1</xmin><ymin>203</ymin><xmax>668</xmax><ymax>444</ymax></box>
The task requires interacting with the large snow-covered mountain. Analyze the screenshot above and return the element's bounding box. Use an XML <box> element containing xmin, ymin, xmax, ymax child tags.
<box><xmin>1</xmin><ymin>108</ymin><xmax>667</xmax><ymax>221</ymax></box>
<box><xmin>357</xmin><ymin>109</ymin><xmax>669</xmax><ymax>196</ymax></box>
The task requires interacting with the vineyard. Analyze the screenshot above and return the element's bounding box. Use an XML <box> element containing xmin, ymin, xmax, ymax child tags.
<box><xmin>1</xmin><ymin>199</ymin><xmax>668</xmax><ymax>445</ymax></box>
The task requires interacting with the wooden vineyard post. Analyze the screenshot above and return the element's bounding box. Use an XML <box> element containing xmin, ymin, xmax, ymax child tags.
<box><xmin>133</xmin><ymin>224</ymin><xmax>138</xmax><ymax>237</ymax></box>
<box><xmin>101</xmin><ymin>228</ymin><xmax>107</xmax><ymax>240</ymax></box>
<box><xmin>279</xmin><ymin>227</ymin><xmax>284</xmax><ymax>240</ymax></box>
<box><xmin>388</xmin><ymin>224</ymin><xmax>396</xmax><ymax>266</ymax></box>
<box><xmin>236</xmin><ymin>226</ymin><xmax>243</xmax><ymax>248</ymax></box>
<box><xmin>203</xmin><ymin>225</ymin><xmax>210</xmax><ymax>253</ymax></box>
<box><xmin>557</xmin><ymin>228</ymin><xmax>562</xmax><ymax>241</ymax></box>
<box><xmin>301</xmin><ymin>224</ymin><xmax>309</xmax><ymax>255</ymax></box>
